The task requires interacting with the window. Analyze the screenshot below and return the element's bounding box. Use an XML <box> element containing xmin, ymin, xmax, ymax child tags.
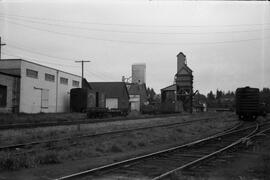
<box><xmin>26</xmin><ymin>69</ymin><xmax>38</xmax><ymax>79</ymax></box>
<box><xmin>72</xmin><ymin>80</ymin><xmax>79</xmax><ymax>87</ymax></box>
<box><xmin>0</xmin><ymin>85</ymin><xmax>7</xmax><ymax>107</ymax></box>
<box><xmin>45</xmin><ymin>73</ymin><xmax>55</xmax><ymax>82</ymax></box>
<box><xmin>60</xmin><ymin>77</ymin><xmax>68</xmax><ymax>85</ymax></box>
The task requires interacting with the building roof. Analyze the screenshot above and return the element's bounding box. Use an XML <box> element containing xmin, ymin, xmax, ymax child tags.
<box><xmin>176</xmin><ymin>52</ymin><xmax>186</xmax><ymax>57</ymax></box>
<box><xmin>0</xmin><ymin>59</ymin><xmax>81</xmax><ymax>78</ymax></box>
<box><xmin>176</xmin><ymin>64</ymin><xmax>193</xmax><ymax>75</ymax></box>
<box><xmin>0</xmin><ymin>71</ymin><xmax>21</xmax><ymax>78</ymax></box>
<box><xmin>89</xmin><ymin>82</ymin><xmax>129</xmax><ymax>99</ymax></box>
<box><xmin>82</xmin><ymin>78</ymin><xmax>92</xmax><ymax>90</ymax></box>
<box><xmin>126</xmin><ymin>83</ymin><xmax>147</xmax><ymax>95</ymax></box>
<box><xmin>161</xmin><ymin>84</ymin><xmax>176</xmax><ymax>91</ymax></box>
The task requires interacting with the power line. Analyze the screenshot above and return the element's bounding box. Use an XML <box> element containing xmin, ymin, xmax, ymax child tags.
<box><xmin>1</xmin><ymin>19</ymin><xmax>270</xmax><ymax>46</ymax></box>
<box><xmin>2</xmin><ymin>50</ymin><xmax>116</xmax><ymax>80</ymax></box>
<box><xmin>6</xmin><ymin>43</ymin><xmax>77</xmax><ymax>62</ymax></box>
<box><xmin>1</xmin><ymin>51</ymin><xmax>79</xmax><ymax>67</ymax></box>
<box><xmin>1</xmin><ymin>15</ymin><xmax>269</xmax><ymax>35</ymax></box>
<box><xmin>84</xmin><ymin>71</ymin><xmax>111</xmax><ymax>81</ymax></box>
<box><xmin>1</xmin><ymin>13</ymin><xmax>270</xmax><ymax>28</ymax></box>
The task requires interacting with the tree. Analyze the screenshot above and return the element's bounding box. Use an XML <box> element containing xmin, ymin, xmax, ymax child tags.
<box><xmin>207</xmin><ymin>91</ymin><xmax>215</xmax><ymax>100</ymax></box>
<box><xmin>146</xmin><ymin>87</ymin><xmax>156</xmax><ymax>103</ymax></box>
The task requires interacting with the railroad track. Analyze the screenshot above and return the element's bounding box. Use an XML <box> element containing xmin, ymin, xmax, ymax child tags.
<box><xmin>0</xmin><ymin>113</ymin><xmax>192</xmax><ymax>130</ymax></box>
<box><xmin>54</xmin><ymin>121</ymin><xmax>268</xmax><ymax>180</ymax></box>
<box><xmin>180</xmin><ymin>123</ymin><xmax>270</xmax><ymax>179</ymax></box>
<box><xmin>0</xmin><ymin>116</ymin><xmax>230</xmax><ymax>151</ymax></box>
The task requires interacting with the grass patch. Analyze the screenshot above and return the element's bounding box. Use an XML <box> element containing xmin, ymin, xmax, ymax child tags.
<box><xmin>36</xmin><ymin>151</ymin><xmax>61</xmax><ymax>165</ymax></box>
<box><xmin>110</xmin><ymin>144</ymin><xmax>123</xmax><ymax>153</ymax></box>
<box><xmin>0</xmin><ymin>152</ymin><xmax>35</xmax><ymax>170</ymax></box>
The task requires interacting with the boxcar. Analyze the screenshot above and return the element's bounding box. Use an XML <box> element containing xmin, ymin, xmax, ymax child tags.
<box><xmin>235</xmin><ymin>87</ymin><xmax>260</xmax><ymax>120</ymax></box>
<box><xmin>70</xmin><ymin>88</ymin><xmax>96</xmax><ymax>112</ymax></box>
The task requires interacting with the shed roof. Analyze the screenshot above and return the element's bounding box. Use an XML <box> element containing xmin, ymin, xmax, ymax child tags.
<box><xmin>89</xmin><ymin>82</ymin><xmax>129</xmax><ymax>99</ymax></box>
<box><xmin>126</xmin><ymin>83</ymin><xmax>147</xmax><ymax>95</ymax></box>
<box><xmin>161</xmin><ymin>84</ymin><xmax>176</xmax><ymax>91</ymax></box>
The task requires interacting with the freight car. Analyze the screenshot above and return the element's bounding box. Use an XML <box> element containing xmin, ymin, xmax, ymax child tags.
<box><xmin>235</xmin><ymin>86</ymin><xmax>266</xmax><ymax>120</ymax></box>
<box><xmin>70</xmin><ymin>88</ymin><xmax>105</xmax><ymax>113</ymax></box>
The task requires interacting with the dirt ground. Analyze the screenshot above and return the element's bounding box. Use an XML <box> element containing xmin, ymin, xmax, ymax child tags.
<box><xmin>0</xmin><ymin>112</ymin><xmax>237</xmax><ymax>180</ymax></box>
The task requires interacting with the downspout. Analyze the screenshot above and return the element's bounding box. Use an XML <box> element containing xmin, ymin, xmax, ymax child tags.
<box><xmin>56</xmin><ymin>70</ymin><xmax>59</xmax><ymax>113</ymax></box>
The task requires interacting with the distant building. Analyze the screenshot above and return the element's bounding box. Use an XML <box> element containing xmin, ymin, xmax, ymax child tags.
<box><xmin>126</xmin><ymin>83</ymin><xmax>148</xmax><ymax>112</ymax></box>
<box><xmin>174</xmin><ymin>52</ymin><xmax>193</xmax><ymax>113</ymax></box>
<box><xmin>132</xmin><ymin>63</ymin><xmax>146</xmax><ymax>84</ymax></box>
<box><xmin>89</xmin><ymin>82</ymin><xmax>130</xmax><ymax>112</ymax></box>
<box><xmin>161</xmin><ymin>84</ymin><xmax>181</xmax><ymax>113</ymax></box>
<box><xmin>160</xmin><ymin>52</ymin><xmax>193</xmax><ymax>113</ymax></box>
<box><xmin>0</xmin><ymin>59</ymin><xmax>81</xmax><ymax>113</ymax></box>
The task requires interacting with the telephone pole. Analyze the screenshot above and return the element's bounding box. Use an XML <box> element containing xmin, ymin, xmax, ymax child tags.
<box><xmin>0</xmin><ymin>37</ymin><xmax>6</xmax><ymax>60</ymax></box>
<box><xmin>75</xmin><ymin>60</ymin><xmax>91</xmax><ymax>88</ymax></box>
<box><xmin>75</xmin><ymin>60</ymin><xmax>90</xmax><ymax>131</ymax></box>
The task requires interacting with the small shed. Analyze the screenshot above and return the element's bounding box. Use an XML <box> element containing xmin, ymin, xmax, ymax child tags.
<box><xmin>89</xmin><ymin>82</ymin><xmax>130</xmax><ymax>111</ymax></box>
<box><xmin>160</xmin><ymin>84</ymin><xmax>183</xmax><ymax>113</ymax></box>
<box><xmin>126</xmin><ymin>83</ymin><xmax>148</xmax><ymax>112</ymax></box>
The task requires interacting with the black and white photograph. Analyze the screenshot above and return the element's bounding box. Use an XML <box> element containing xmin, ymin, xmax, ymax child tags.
<box><xmin>0</xmin><ymin>0</ymin><xmax>269</xmax><ymax>179</ymax></box>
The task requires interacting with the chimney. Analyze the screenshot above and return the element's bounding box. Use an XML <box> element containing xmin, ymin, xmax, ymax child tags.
<box><xmin>177</xmin><ymin>52</ymin><xmax>186</xmax><ymax>73</ymax></box>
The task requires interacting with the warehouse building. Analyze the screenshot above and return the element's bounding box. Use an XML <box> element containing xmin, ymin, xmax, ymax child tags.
<box><xmin>0</xmin><ymin>59</ymin><xmax>81</xmax><ymax>113</ymax></box>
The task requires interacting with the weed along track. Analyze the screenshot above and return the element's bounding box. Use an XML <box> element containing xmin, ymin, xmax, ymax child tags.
<box><xmin>53</xmin><ymin>122</ymin><xmax>266</xmax><ymax>180</ymax></box>
<box><xmin>0</xmin><ymin>116</ymin><xmax>225</xmax><ymax>151</ymax></box>
<box><xmin>0</xmin><ymin>115</ymin><xmax>238</xmax><ymax>173</ymax></box>
<box><xmin>0</xmin><ymin>113</ymin><xmax>204</xmax><ymax>130</ymax></box>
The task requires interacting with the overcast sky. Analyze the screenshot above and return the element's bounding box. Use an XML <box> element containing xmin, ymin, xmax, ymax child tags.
<box><xmin>0</xmin><ymin>0</ymin><xmax>269</xmax><ymax>95</ymax></box>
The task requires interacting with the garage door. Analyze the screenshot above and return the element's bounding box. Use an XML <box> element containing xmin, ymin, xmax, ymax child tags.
<box><xmin>106</xmin><ymin>98</ymin><xmax>118</xmax><ymax>109</ymax></box>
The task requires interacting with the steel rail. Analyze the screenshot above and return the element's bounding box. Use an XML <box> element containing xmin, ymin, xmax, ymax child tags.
<box><xmin>0</xmin><ymin>116</ymin><xmax>228</xmax><ymax>151</ymax></box>
<box><xmin>152</xmin><ymin>123</ymin><xmax>260</xmax><ymax>180</ymax></box>
<box><xmin>54</xmin><ymin>121</ymin><xmax>248</xmax><ymax>180</ymax></box>
<box><xmin>0</xmin><ymin>113</ymin><xmax>197</xmax><ymax>130</ymax></box>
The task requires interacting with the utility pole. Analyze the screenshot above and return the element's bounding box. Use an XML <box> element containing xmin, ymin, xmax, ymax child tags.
<box><xmin>75</xmin><ymin>60</ymin><xmax>91</xmax><ymax>88</ymax></box>
<box><xmin>0</xmin><ymin>37</ymin><xmax>6</xmax><ymax>60</ymax></box>
<box><xmin>75</xmin><ymin>60</ymin><xmax>90</xmax><ymax>131</ymax></box>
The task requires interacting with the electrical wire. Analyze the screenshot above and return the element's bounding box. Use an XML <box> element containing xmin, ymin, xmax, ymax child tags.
<box><xmin>6</xmin><ymin>44</ymin><xmax>77</xmax><ymax>62</ymax></box>
<box><xmin>1</xmin><ymin>51</ymin><xmax>78</xmax><ymax>67</ymax></box>
<box><xmin>1</xmin><ymin>13</ymin><xmax>269</xmax><ymax>28</ymax></box>
<box><xmin>2</xmin><ymin>50</ymin><xmax>118</xmax><ymax>81</ymax></box>
<box><xmin>1</xmin><ymin>18</ymin><xmax>269</xmax><ymax>46</ymax></box>
<box><xmin>1</xmin><ymin>15</ymin><xmax>269</xmax><ymax>35</ymax></box>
